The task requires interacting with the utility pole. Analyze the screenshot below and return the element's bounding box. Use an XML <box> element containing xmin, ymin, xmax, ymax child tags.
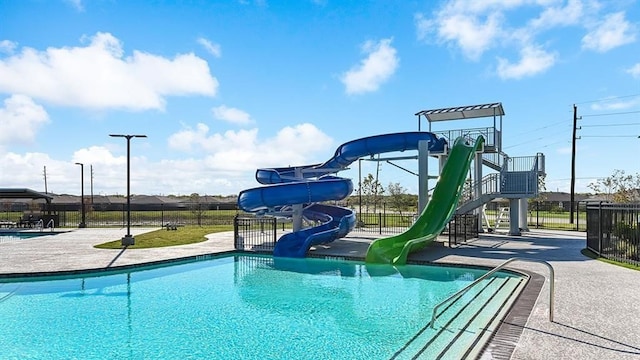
<box><xmin>570</xmin><ymin>104</ymin><xmax>578</xmax><ymax>224</ymax></box>
<box><xmin>43</xmin><ymin>166</ymin><xmax>48</xmax><ymax>193</ymax></box>
<box><xmin>90</xmin><ymin>164</ymin><xmax>94</xmax><ymax>204</ymax></box>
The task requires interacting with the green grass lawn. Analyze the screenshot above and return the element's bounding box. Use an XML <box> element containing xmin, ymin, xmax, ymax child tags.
<box><xmin>581</xmin><ymin>248</ymin><xmax>640</xmax><ymax>271</ymax></box>
<box><xmin>94</xmin><ymin>225</ymin><xmax>234</xmax><ymax>249</ymax></box>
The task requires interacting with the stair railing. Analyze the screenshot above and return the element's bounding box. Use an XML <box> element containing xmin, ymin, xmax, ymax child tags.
<box><xmin>429</xmin><ymin>257</ymin><xmax>554</xmax><ymax>328</ymax></box>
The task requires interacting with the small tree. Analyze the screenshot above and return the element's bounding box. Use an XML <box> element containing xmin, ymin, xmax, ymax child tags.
<box><xmin>588</xmin><ymin>170</ymin><xmax>640</xmax><ymax>203</ymax></box>
<box><xmin>386</xmin><ymin>182</ymin><xmax>414</xmax><ymax>216</ymax></box>
<box><xmin>189</xmin><ymin>193</ymin><xmax>205</xmax><ymax>225</ymax></box>
<box><xmin>361</xmin><ymin>173</ymin><xmax>385</xmax><ymax>212</ymax></box>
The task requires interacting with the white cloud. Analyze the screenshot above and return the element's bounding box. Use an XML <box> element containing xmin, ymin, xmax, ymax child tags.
<box><xmin>0</xmin><ymin>32</ymin><xmax>218</xmax><ymax>111</ymax></box>
<box><xmin>582</xmin><ymin>12</ymin><xmax>637</xmax><ymax>52</ymax></box>
<box><xmin>197</xmin><ymin>37</ymin><xmax>222</xmax><ymax>58</ymax></box>
<box><xmin>496</xmin><ymin>46</ymin><xmax>557</xmax><ymax>79</ymax></box>
<box><xmin>626</xmin><ymin>63</ymin><xmax>640</xmax><ymax>78</ymax></box>
<box><xmin>64</xmin><ymin>0</ymin><xmax>84</xmax><ymax>11</ymax></box>
<box><xmin>529</xmin><ymin>0</ymin><xmax>584</xmax><ymax>30</ymax></box>
<box><xmin>417</xmin><ymin>11</ymin><xmax>503</xmax><ymax>61</ymax></box>
<box><xmin>72</xmin><ymin>146</ymin><xmax>122</xmax><ymax>166</ymax></box>
<box><xmin>0</xmin><ymin>40</ymin><xmax>17</xmax><ymax>54</ymax></box>
<box><xmin>167</xmin><ymin>123</ymin><xmax>333</xmax><ymax>172</ymax></box>
<box><xmin>212</xmin><ymin>105</ymin><xmax>253</xmax><ymax>125</ymax></box>
<box><xmin>414</xmin><ymin>0</ymin><xmax>637</xmax><ymax>79</ymax></box>
<box><xmin>340</xmin><ymin>38</ymin><xmax>398</xmax><ymax>95</ymax></box>
<box><xmin>0</xmin><ymin>95</ymin><xmax>49</xmax><ymax>146</ymax></box>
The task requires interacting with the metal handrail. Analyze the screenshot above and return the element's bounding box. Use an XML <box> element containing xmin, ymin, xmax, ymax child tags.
<box><xmin>429</xmin><ymin>257</ymin><xmax>554</xmax><ymax>328</ymax></box>
<box><xmin>45</xmin><ymin>219</ymin><xmax>55</xmax><ymax>232</ymax></box>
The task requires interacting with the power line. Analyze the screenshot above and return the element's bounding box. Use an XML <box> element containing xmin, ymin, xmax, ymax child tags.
<box><xmin>581</xmin><ymin>110</ymin><xmax>640</xmax><ymax>118</ymax></box>
<box><xmin>539</xmin><ymin>140</ymin><xmax>570</xmax><ymax>148</ymax></box>
<box><xmin>581</xmin><ymin>122</ymin><xmax>640</xmax><ymax>127</ymax></box>
<box><xmin>574</xmin><ymin>94</ymin><xmax>640</xmax><ymax>105</ymax></box>
<box><xmin>510</xmin><ymin>122</ymin><xmax>569</xmax><ymax>138</ymax></box>
<box><xmin>503</xmin><ymin>136</ymin><xmax>545</xmax><ymax>150</ymax></box>
<box><xmin>580</xmin><ymin>135</ymin><xmax>640</xmax><ymax>138</ymax></box>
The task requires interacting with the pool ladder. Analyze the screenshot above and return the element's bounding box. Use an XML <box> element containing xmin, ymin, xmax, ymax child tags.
<box><xmin>429</xmin><ymin>257</ymin><xmax>554</xmax><ymax>328</ymax></box>
<box><xmin>34</xmin><ymin>219</ymin><xmax>55</xmax><ymax>232</ymax></box>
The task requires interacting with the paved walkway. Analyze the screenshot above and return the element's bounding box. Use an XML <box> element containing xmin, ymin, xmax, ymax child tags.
<box><xmin>0</xmin><ymin>228</ymin><xmax>235</xmax><ymax>274</ymax></box>
<box><xmin>1</xmin><ymin>228</ymin><xmax>639</xmax><ymax>359</ymax></box>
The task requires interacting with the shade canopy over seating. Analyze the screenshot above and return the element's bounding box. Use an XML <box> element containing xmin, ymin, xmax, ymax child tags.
<box><xmin>0</xmin><ymin>188</ymin><xmax>53</xmax><ymax>202</ymax></box>
<box><xmin>0</xmin><ymin>188</ymin><xmax>53</xmax><ymax>211</ymax></box>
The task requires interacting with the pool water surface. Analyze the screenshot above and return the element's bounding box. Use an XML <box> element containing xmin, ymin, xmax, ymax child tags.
<box><xmin>0</xmin><ymin>254</ymin><xmax>521</xmax><ymax>359</ymax></box>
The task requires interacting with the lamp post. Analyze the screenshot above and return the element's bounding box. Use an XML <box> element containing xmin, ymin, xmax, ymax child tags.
<box><xmin>109</xmin><ymin>134</ymin><xmax>147</xmax><ymax>246</ymax></box>
<box><xmin>75</xmin><ymin>162</ymin><xmax>86</xmax><ymax>228</ymax></box>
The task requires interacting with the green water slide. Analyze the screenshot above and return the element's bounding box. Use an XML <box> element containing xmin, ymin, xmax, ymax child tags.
<box><xmin>365</xmin><ymin>136</ymin><xmax>485</xmax><ymax>265</ymax></box>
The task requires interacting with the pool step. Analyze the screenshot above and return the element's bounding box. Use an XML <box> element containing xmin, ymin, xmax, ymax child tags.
<box><xmin>392</xmin><ymin>275</ymin><xmax>524</xmax><ymax>360</ymax></box>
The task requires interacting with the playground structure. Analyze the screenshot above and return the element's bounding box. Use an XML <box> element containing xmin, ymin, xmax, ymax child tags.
<box><xmin>415</xmin><ymin>102</ymin><xmax>545</xmax><ymax>237</ymax></box>
<box><xmin>236</xmin><ymin>102</ymin><xmax>545</xmax><ymax>261</ymax></box>
<box><xmin>237</xmin><ymin>132</ymin><xmax>447</xmax><ymax>257</ymax></box>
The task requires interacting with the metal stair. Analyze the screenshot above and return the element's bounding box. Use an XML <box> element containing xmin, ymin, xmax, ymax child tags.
<box><xmin>481</xmin><ymin>152</ymin><xmax>508</xmax><ymax>171</ymax></box>
<box><xmin>456</xmin><ymin>173</ymin><xmax>501</xmax><ymax>214</ymax></box>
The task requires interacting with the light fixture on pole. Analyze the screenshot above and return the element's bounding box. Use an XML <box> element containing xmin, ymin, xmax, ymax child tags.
<box><xmin>109</xmin><ymin>134</ymin><xmax>147</xmax><ymax>246</ymax></box>
<box><xmin>75</xmin><ymin>162</ymin><xmax>86</xmax><ymax>228</ymax></box>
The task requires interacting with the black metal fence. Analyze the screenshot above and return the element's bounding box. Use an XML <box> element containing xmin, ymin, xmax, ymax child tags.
<box><xmin>232</xmin><ymin>212</ymin><xmax>480</xmax><ymax>254</ymax></box>
<box><xmin>447</xmin><ymin>213</ymin><xmax>479</xmax><ymax>247</ymax></box>
<box><xmin>484</xmin><ymin>201</ymin><xmax>589</xmax><ymax>231</ymax></box>
<box><xmin>354</xmin><ymin>212</ymin><xmax>415</xmax><ymax>235</ymax></box>
<box><xmin>2</xmin><ymin>203</ymin><xmax>239</xmax><ymax>228</ymax></box>
<box><xmin>234</xmin><ymin>216</ymin><xmax>278</xmax><ymax>252</ymax></box>
<box><xmin>586</xmin><ymin>202</ymin><xmax>640</xmax><ymax>266</ymax></box>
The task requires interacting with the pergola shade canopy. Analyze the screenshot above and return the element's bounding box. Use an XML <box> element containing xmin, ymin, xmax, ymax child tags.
<box><xmin>0</xmin><ymin>188</ymin><xmax>54</xmax><ymax>201</ymax></box>
<box><xmin>416</xmin><ymin>102</ymin><xmax>505</xmax><ymax>122</ymax></box>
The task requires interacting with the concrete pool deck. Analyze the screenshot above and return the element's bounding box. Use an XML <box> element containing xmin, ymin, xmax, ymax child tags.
<box><xmin>1</xmin><ymin>228</ymin><xmax>639</xmax><ymax>359</ymax></box>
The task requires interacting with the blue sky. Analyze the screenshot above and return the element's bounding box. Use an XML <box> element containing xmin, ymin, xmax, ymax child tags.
<box><xmin>0</xmin><ymin>0</ymin><xmax>639</xmax><ymax>197</ymax></box>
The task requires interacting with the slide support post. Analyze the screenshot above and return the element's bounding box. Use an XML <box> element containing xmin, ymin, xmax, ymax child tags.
<box><xmin>509</xmin><ymin>198</ymin><xmax>521</xmax><ymax>236</ymax></box>
<box><xmin>418</xmin><ymin>140</ymin><xmax>429</xmax><ymax>215</ymax></box>
<box><xmin>519</xmin><ymin>198</ymin><xmax>529</xmax><ymax>231</ymax></box>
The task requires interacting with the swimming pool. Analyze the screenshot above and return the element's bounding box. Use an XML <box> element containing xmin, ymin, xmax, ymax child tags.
<box><xmin>0</xmin><ymin>231</ymin><xmax>57</xmax><ymax>243</ymax></box>
<box><xmin>0</xmin><ymin>254</ymin><xmax>525</xmax><ymax>359</ymax></box>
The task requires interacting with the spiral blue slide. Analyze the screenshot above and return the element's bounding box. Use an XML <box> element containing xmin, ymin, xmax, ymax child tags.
<box><xmin>237</xmin><ymin>132</ymin><xmax>447</xmax><ymax>258</ymax></box>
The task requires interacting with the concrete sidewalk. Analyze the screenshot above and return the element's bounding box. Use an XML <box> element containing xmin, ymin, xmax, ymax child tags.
<box><xmin>0</xmin><ymin>228</ymin><xmax>235</xmax><ymax>274</ymax></box>
<box><xmin>1</xmin><ymin>228</ymin><xmax>639</xmax><ymax>359</ymax></box>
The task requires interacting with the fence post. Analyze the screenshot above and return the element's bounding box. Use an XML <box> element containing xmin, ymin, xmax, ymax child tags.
<box><xmin>576</xmin><ymin>201</ymin><xmax>581</xmax><ymax>231</ymax></box>
<box><xmin>272</xmin><ymin>217</ymin><xmax>277</xmax><ymax>246</ymax></box>
<box><xmin>597</xmin><ymin>201</ymin><xmax>603</xmax><ymax>256</ymax></box>
<box><xmin>378</xmin><ymin>213</ymin><xmax>382</xmax><ymax>234</ymax></box>
<box><xmin>536</xmin><ymin>201</ymin><xmax>539</xmax><ymax>229</ymax></box>
<box><xmin>233</xmin><ymin>215</ymin><xmax>239</xmax><ymax>250</ymax></box>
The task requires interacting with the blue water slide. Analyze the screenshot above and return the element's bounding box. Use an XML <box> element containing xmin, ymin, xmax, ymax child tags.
<box><xmin>237</xmin><ymin>132</ymin><xmax>446</xmax><ymax>258</ymax></box>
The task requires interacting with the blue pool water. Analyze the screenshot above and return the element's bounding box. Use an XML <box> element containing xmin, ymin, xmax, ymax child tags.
<box><xmin>0</xmin><ymin>254</ymin><xmax>516</xmax><ymax>359</ymax></box>
<box><xmin>0</xmin><ymin>232</ymin><xmax>56</xmax><ymax>242</ymax></box>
